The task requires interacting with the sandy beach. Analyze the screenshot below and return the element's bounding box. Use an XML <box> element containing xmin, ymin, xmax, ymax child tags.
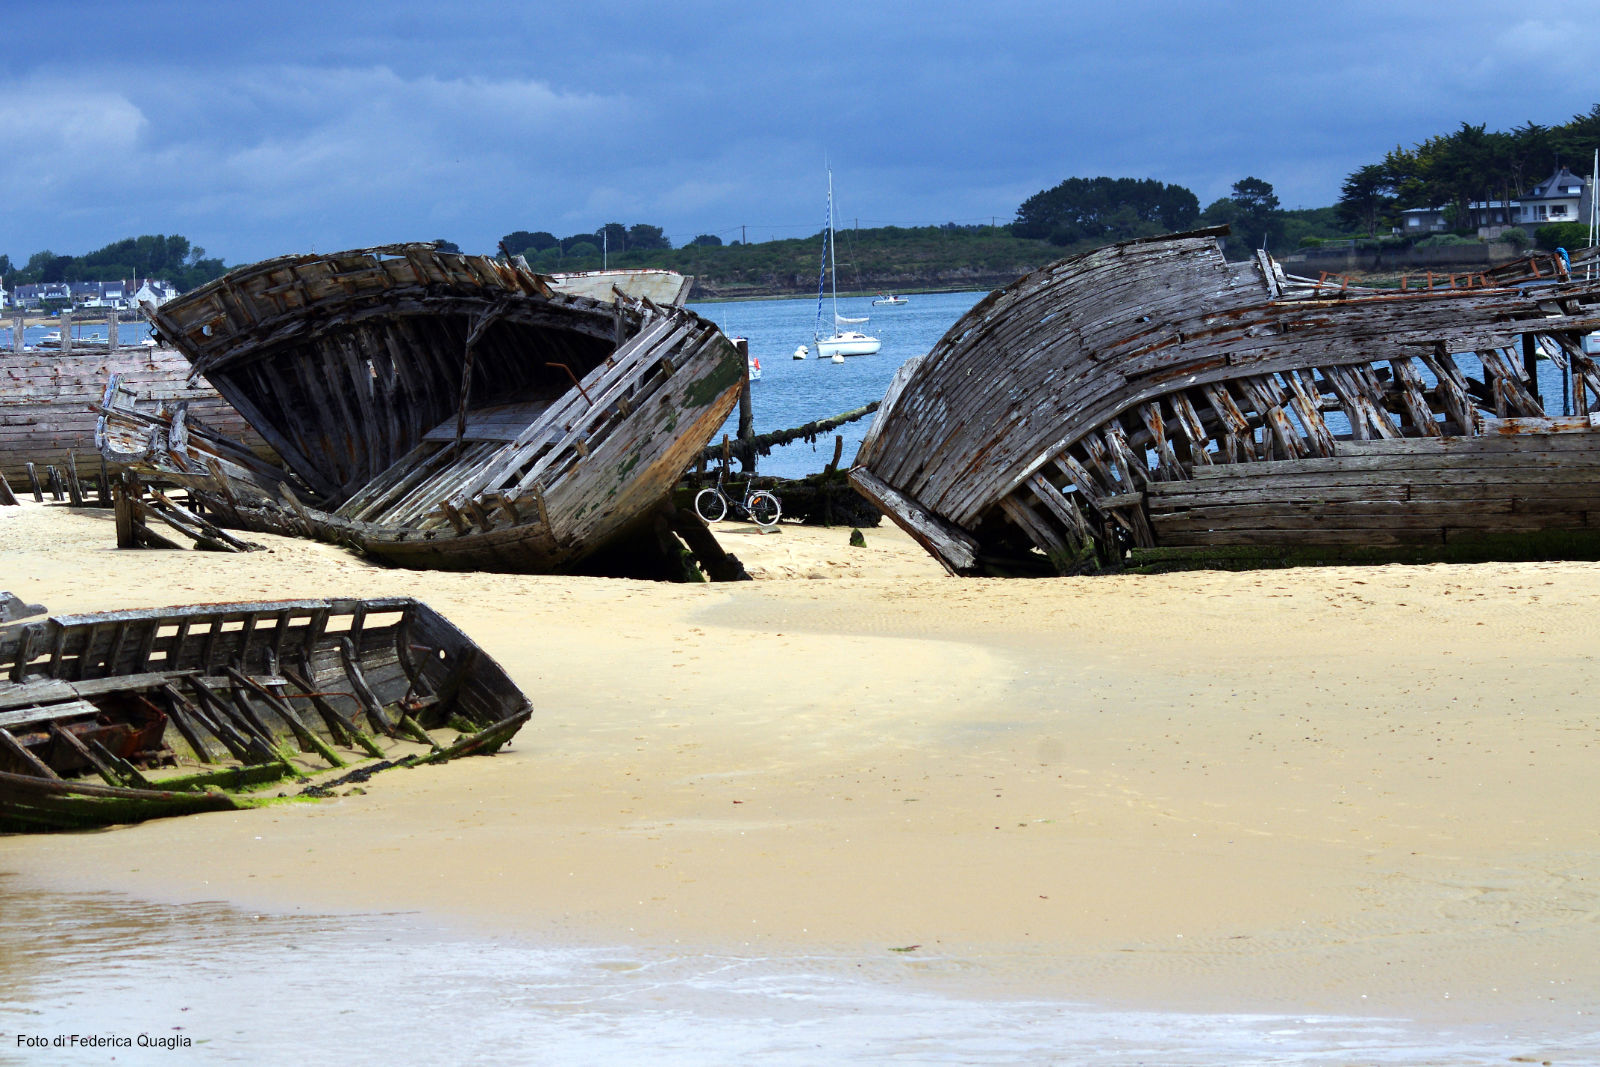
<box><xmin>3</xmin><ymin>498</ymin><xmax>1599</xmax><ymax>1057</ymax></box>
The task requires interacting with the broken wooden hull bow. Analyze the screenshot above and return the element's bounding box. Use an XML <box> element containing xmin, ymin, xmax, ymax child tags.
<box><xmin>0</xmin><ymin>596</ymin><xmax>532</xmax><ymax>832</ymax></box>
<box><xmin>850</xmin><ymin>227</ymin><xmax>1600</xmax><ymax>574</ymax></box>
<box><xmin>120</xmin><ymin>245</ymin><xmax>744</xmax><ymax>573</ymax></box>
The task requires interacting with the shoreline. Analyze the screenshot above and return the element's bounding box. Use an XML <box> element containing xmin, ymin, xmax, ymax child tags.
<box><xmin>4</xmin><ymin>500</ymin><xmax>1600</xmax><ymax>1035</ymax></box>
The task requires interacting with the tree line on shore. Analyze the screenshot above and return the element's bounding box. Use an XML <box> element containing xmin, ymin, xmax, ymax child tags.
<box><xmin>1336</xmin><ymin>104</ymin><xmax>1600</xmax><ymax>239</ymax></box>
<box><xmin>1</xmin><ymin>235</ymin><xmax>227</xmax><ymax>291</ymax></box>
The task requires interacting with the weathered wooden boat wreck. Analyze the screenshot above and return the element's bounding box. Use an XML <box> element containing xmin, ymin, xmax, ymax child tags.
<box><xmin>1</xmin><ymin>333</ymin><xmax>264</xmax><ymax>491</ymax></box>
<box><xmin>108</xmin><ymin>245</ymin><xmax>744</xmax><ymax>574</ymax></box>
<box><xmin>851</xmin><ymin>228</ymin><xmax>1600</xmax><ymax>574</ymax></box>
<box><xmin>0</xmin><ymin>595</ymin><xmax>532</xmax><ymax>832</ymax></box>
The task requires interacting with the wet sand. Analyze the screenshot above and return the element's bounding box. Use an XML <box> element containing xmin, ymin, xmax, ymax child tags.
<box><xmin>3</xmin><ymin>499</ymin><xmax>1600</xmax><ymax>1049</ymax></box>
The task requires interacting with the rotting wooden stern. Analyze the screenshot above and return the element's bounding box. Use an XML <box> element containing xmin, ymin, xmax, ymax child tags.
<box><xmin>851</xmin><ymin>227</ymin><xmax>1600</xmax><ymax>574</ymax></box>
<box><xmin>117</xmin><ymin>245</ymin><xmax>745</xmax><ymax>574</ymax></box>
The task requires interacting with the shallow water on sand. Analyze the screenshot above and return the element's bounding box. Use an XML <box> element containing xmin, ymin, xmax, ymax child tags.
<box><xmin>2</xmin><ymin>879</ymin><xmax>1591</xmax><ymax>1066</ymax></box>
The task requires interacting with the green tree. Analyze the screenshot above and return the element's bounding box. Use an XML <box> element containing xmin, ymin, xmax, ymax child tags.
<box><xmin>27</xmin><ymin>251</ymin><xmax>70</xmax><ymax>283</ymax></box>
<box><xmin>597</xmin><ymin>222</ymin><xmax>628</xmax><ymax>253</ymax></box>
<box><xmin>1535</xmin><ymin>222</ymin><xmax>1591</xmax><ymax>252</ymax></box>
<box><xmin>528</xmin><ymin>247</ymin><xmax>564</xmax><ymax>272</ymax></box>
<box><xmin>1013</xmin><ymin>176</ymin><xmax>1199</xmax><ymax>246</ymax></box>
<box><xmin>626</xmin><ymin>223</ymin><xmax>671</xmax><ymax>251</ymax></box>
<box><xmin>1505</xmin><ymin>121</ymin><xmax>1558</xmax><ymax>197</ymax></box>
<box><xmin>1336</xmin><ymin>163</ymin><xmax>1396</xmax><ymax>236</ymax></box>
<box><xmin>1221</xmin><ymin>177</ymin><xmax>1283</xmax><ymax>254</ymax></box>
<box><xmin>432</xmin><ymin>239</ymin><xmax>461</xmax><ymax>254</ymax></box>
<box><xmin>500</xmin><ymin>229</ymin><xmax>558</xmax><ymax>257</ymax></box>
<box><xmin>1552</xmin><ymin>104</ymin><xmax>1600</xmax><ymax>164</ymax></box>
<box><xmin>689</xmin><ymin>234</ymin><xmax>723</xmax><ymax>247</ymax></box>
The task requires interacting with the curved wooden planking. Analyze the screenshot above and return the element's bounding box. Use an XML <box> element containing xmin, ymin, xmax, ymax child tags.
<box><xmin>852</xmin><ymin>230</ymin><xmax>1600</xmax><ymax>574</ymax></box>
<box><xmin>113</xmin><ymin>246</ymin><xmax>744</xmax><ymax>574</ymax></box>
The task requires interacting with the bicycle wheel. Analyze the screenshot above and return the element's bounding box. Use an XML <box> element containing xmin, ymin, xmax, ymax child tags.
<box><xmin>747</xmin><ymin>491</ymin><xmax>781</xmax><ymax>527</ymax></box>
<box><xmin>694</xmin><ymin>487</ymin><xmax>728</xmax><ymax>523</ymax></box>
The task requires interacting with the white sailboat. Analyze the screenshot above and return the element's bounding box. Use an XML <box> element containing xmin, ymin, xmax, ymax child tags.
<box><xmin>813</xmin><ymin>169</ymin><xmax>880</xmax><ymax>359</ymax></box>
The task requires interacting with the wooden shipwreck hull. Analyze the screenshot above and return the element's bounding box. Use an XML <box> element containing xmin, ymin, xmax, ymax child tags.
<box><xmin>851</xmin><ymin>228</ymin><xmax>1600</xmax><ymax>574</ymax></box>
<box><xmin>1</xmin><ymin>342</ymin><xmax>264</xmax><ymax>486</ymax></box>
<box><xmin>0</xmin><ymin>595</ymin><xmax>532</xmax><ymax>832</ymax></box>
<box><xmin>118</xmin><ymin>245</ymin><xmax>743</xmax><ymax>573</ymax></box>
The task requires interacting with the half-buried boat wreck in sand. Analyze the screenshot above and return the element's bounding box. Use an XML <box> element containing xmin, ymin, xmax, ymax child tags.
<box><xmin>101</xmin><ymin>245</ymin><xmax>744</xmax><ymax>575</ymax></box>
<box><xmin>852</xmin><ymin>227</ymin><xmax>1600</xmax><ymax>575</ymax></box>
<box><xmin>0</xmin><ymin>594</ymin><xmax>532</xmax><ymax>832</ymax></box>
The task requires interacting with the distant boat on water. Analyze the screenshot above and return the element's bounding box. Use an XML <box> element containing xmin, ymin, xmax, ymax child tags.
<box><xmin>545</xmin><ymin>268</ymin><xmax>694</xmax><ymax>306</ymax></box>
<box><xmin>812</xmin><ymin>169</ymin><xmax>881</xmax><ymax>359</ymax></box>
<box><xmin>871</xmin><ymin>293</ymin><xmax>908</xmax><ymax>306</ymax></box>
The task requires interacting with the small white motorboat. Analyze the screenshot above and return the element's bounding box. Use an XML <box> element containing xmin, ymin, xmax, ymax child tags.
<box><xmin>871</xmin><ymin>293</ymin><xmax>908</xmax><ymax>306</ymax></box>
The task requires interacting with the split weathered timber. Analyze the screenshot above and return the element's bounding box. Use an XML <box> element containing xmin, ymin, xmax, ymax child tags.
<box><xmin>0</xmin><ymin>595</ymin><xmax>532</xmax><ymax>832</ymax></box>
<box><xmin>105</xmin><ymin>245</ymin><xmax>745</xmax><ymax>576</ymax></box>
<box><xmin>110</xmin><ymin>470</ymin><xmax>261</xmax><ymax>553</ymax></box>
<box><xmin>0</xmin><ymin>335</ymin><xmax>267</xmax><ymax>485</ymax></box>
<box><xmin>851</xmin><ymin>228</ymin><xmax>1600</xmax><ymax>574</ymax></box>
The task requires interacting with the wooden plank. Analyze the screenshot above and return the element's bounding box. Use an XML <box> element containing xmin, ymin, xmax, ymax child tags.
<box><xmin>849</xmin><ymin>468</ymin><xmax>979</xmax><ymax>575</ymax></box>
<box><xmin>0</xmin><ymin>725</ymin><xmax>60</xmax><ymax>779</ymax></box>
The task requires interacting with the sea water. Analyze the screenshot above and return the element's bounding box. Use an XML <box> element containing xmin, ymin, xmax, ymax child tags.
<box><xmin>2</xmin><ymin>882</ymin><xmax>1584</xmax><ymax>1066</ymax></box>
<box><xmin>0</xmin><ymin>319</ymin><xmax>154</xmax><ymax>349</ymax></box>
<box><xmin>0</xmin><ymin>319</ymin><xmax>154</xmax><ymax>351</ymax></box>
<box><xmin>690</xmin><ymin>291</ymin><xmax>986</xmax><ymax>479</ymax></box>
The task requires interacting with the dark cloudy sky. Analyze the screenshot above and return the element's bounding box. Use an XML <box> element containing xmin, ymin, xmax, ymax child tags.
<box><xmin>2</xmin><ymin>1</ymin><xmax>1593</xmax><ymax>265</ymax></box>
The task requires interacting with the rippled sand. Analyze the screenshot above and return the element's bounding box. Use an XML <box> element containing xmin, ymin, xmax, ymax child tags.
<box><xmin>3</xmin><ymin>499</ymin><xmax>1600</xmax><ymax>1059</ymax></box>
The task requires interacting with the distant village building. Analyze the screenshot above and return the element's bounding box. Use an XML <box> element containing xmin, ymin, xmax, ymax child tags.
<box><xmin>12</xmin><ymin>282</ymin><xmax>72</xmax><ymax>310</ymax></box>
<box><xmin>10</xmin><ymin>278</ymin><xmax>178</xmax><ymax>311</ymax></box>
<box><xmin>1514</xmin><ymin>166</ymin><xmax>1589</xmax><ymax>227</ymax></box>
<box><xmin>1396</xmin><ymin>167</ymin><xmax>1594</xmax><ymax>240</ymax></box>
<box><xmin>133</xmin><ymin>279</ymin><xmax>177</xmax><ymax>307</ymax></box>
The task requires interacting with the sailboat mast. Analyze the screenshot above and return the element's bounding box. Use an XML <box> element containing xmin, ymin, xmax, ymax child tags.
<box><xmin>815</xmin><ymin>169</ymin><xmax>832</xmax><ymax>342</ymax></box>
<box><xmin>1590</xmin><ymin>148</ymin><xmax>1598</xmax><ymax>281</ymax></box>
<box><xmin>828</xmin><ymin>168</ymin><xmax>840</xmax><ymax>319</ymax></box>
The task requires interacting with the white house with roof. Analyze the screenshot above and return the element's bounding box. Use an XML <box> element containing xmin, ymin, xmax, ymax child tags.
<box><xmin>11</xmin><ymin>283</ymin><xmax>71</xmax><ymax>309</ymax></box>
<box><xmin>1397</xmin><ymin>167</ymin><xmax>1594</xmax><ymax>239</ymax></box>
<box><xmin>69</xmin><ymin>280</ymin><xmax>135</xmax><ymax>309</ymax></box>
<box><xmin>133</xmin><ymin>279</ymin><xmax>177</xmax><ymax>306</ymax></box>
<box><xmin>1514</xmin><ymin>166</ymin><xmax>1590</xmax><ymax>227</ymax></box>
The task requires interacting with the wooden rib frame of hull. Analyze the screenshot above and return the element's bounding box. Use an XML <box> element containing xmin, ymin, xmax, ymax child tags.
<box><xmin>117</xmin><ymin>245</ymin><xmax>744</xmax><ymax>574</ymax></box>
<box><xmin>850</xmin><ymin>228</ymin><xmax>1600</xmax><ymax>574</ymax></box>
<box><xmin>0</xmin><ymin>596</ymin><xmax>533</xmax><ymax>832</ymax></box>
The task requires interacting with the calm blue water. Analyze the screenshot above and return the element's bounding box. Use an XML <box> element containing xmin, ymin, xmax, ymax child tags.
<box><xmin>690</xmin><ymin>291</ymin><xmax>986</xmax><ymax>478</ymax></box>
<box><xmin>0</xmin><ymin>319</ymin><xmax>154</xmax><ymax>347</ymax></box>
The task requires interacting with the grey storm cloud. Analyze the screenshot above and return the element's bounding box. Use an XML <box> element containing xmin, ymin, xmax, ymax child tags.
<box><xmin>1</xmin><ymin>0</ymin><xmax>1593</xmax><ymax>264</ymax></box>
